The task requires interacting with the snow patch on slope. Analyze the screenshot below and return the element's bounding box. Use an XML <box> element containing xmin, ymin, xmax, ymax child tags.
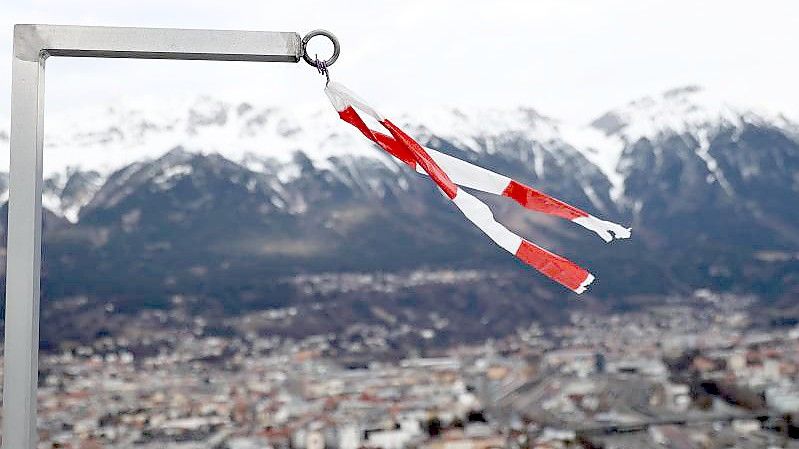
<box><xmin>558</xmin><ymin>124</ymin><xmax>626</xmax><ymax>200</ymax></box>
<box><xmin>694</xmin><ymin>129</ymin><xmax>734</xmax><ymax>195</ymax></box>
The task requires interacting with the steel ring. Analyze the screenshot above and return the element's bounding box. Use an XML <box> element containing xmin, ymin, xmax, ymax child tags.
<box><xmin>302</xmin><ymin>29</ymin><xmax>340</xmax><ymax>67</ymax></box>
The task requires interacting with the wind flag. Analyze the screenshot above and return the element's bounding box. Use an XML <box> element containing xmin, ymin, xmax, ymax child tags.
<box><xmin>325</xmin><ymin>82</ymin><xmax>631</xmax><ymax>294</ymax></box>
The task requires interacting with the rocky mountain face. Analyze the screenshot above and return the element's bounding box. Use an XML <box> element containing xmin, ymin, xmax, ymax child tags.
<box><xmin>0</xmin><ymin>86</ymin><xmax>797</xmax><ymax>342</ymax></box>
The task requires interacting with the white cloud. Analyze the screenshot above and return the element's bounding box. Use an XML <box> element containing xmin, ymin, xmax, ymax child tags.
<box><xmin>1</xmin><ymin>0</ymin><xmax>798</xmax><ymax>123</ymax></box>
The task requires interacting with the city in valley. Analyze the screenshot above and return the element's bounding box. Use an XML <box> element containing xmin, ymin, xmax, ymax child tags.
<box><xmin>6</xmin><ymin>288</ymin><xmax>799</xmax><ymax>449</ymax></box>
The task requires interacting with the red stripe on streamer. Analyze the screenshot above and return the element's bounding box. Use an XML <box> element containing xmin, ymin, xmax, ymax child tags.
<box><xmin>338</xmin><ymin>107</ymin><xmax>375</xmax><ymax>141</ymax></box>
<box><xmin>502</xmin><ymin>180</ymin><xmax>588</xmax><ymax>220</ymax></box>
<box><xmin>380</xmin><ymin>119</ymin><xmax>459</xmax><ymax>199</ymax></box>
<box><xmin>515</xmin><ymin>240</ymin><xmax>591</xmax><ymax>291</ymax></box>
<box><xmin>338</xmin><ymin>107</ymin><xmax>418</xmax><ymax>168</ymax></box>
<box><xmin>374</xmin><ymin>132</ymin><xmax>417</xmax><ymax>168</ymax></box>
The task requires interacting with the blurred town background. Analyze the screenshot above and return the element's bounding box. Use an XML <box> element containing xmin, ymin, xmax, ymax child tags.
<box><xmin>9</xmin><ymin>289</ymin><xmax>799</xmax><ymax>448</ymax></box>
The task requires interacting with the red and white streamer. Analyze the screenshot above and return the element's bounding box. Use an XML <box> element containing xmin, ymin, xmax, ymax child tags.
<box><xmin>325</xmin><ymin>82</ymin><xmax>631</xmax><ymax>294</ymax></box>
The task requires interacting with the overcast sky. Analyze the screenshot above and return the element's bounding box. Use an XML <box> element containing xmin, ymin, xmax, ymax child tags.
<box><xmin>2</xmin><ymin>0</ymin><xmax>798</xmax><ymax>124</ymax></box>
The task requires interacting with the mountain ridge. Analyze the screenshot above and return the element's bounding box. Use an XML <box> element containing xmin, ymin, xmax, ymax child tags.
<box><xmin>3</xmin><ymin>84</ymin><xmax>793</xmax><ymax>226</ymax></box>
<box><xmin>3</xmin><ymin>85</ymin><xmax>791</xmax><ymax>176</ymax></box>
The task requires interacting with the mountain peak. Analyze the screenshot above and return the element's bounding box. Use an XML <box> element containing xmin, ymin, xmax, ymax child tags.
<box><xmin>589</xmin><ymin>85</ymin><xmax>790</xmax><ymax>143</ymax></box>
<box><xmin>591</xmin><ymin>85</ymin><xmax>732</xmax><ymax>140</ymax></box>
<box><xmin>662</xmin><ymin>85</ymin><xmax>703</xmax><ymax>98</ymax></box>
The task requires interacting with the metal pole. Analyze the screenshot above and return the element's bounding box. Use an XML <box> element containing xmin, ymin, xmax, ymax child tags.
<box><xmin>3</xmin><ymin>24</ymin><xmax>317</xmax><ymax>449</ymax></box>
<box><xmin>3</xmin><ymin>29</ymin><xmax>46</xmax><ymax>449</ymax></box>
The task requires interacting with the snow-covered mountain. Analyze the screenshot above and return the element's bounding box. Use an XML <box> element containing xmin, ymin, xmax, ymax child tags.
<box><xmin>2</xmin><ymin>85</ymin><xmax>794</xmax><ymax>222</ymax></box>
<box><xmin>0</xmin><ymin>85</ymin><xmax>797</xmax><ymax>310</ymax></box>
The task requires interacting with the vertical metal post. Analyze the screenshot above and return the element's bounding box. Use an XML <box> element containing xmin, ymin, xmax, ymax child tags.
<box><xmin>3</xmin><ymin>29</ymin><xmax>46</xmax><ymax>449</ymax></box>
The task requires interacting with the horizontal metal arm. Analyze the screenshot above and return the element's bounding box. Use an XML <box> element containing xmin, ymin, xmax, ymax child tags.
<box><xmin>14</xmin><ymin>24</ymin><xmax>302</xmax><ymax>62</ymax></box>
